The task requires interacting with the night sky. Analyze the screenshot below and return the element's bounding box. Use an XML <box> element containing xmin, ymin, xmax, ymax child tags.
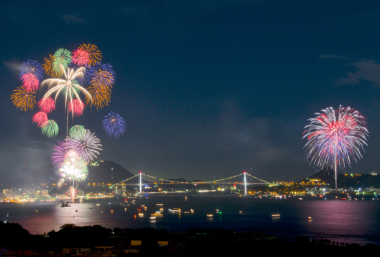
<box><xmin>2</xmin><ymin>0</ymin><xmax>380</xmax><ymax>186</ymax></box>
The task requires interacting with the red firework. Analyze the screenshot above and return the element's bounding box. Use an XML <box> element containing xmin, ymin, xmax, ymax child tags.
<box><xmin>68</xmin><ymin>99</ymin><xmax>85</xmax><ymax>116</ymax></box>
<box><xmin>20</xmin><ymin>73</ymin><xmax>39</xmax><ymax>92</ymax></box>
<box><xmin>37</xmin><ymin>97</ymin><xmax>55</xmax><ymax>113</ymax></box>
<box><xmin>72</xmin><ymin>48</ymin><xmax>90</xmax><ymax>66</ymax></box>
<box><xmin>32</xmin><ymin>111</ymin><xmax>48</xmax><ymax>127</ymax></box>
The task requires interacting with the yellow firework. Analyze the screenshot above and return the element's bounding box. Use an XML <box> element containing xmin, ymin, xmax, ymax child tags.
<box><xmin>11</xmin><ymin>86</ymin><xmax>36</xmax><ymax>111</ymax></box>
<box><xmin>43</xmin><ymin>54</ymin><xmax>61</xmax><ymax>77</ymax></box>
<box><xmin>91</xmin><ymin>69</ymin><xmax>114</xmax><ymax>88</ymax></box>
<box><xmin>79</xmin><ymin>44</ymin><xmax>102</xmax><ymax>66</ymax></box>
<box><xmin>85</xmin><ymin>84</ymin><xmax>111</xmax><ymax>109</ymax></box>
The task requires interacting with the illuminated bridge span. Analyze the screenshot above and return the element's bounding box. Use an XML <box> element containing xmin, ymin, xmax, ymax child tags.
<box><xmin>113</xmin><ymin>172</ymin><xmax>270</xmax><ymax>195</ymax></box>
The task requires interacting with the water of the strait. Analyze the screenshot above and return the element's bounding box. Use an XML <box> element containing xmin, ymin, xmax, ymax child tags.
<box><xmin>1</xmin><ymin>193</ymin><xmax>380</xmax><ymax>246</ymax></box>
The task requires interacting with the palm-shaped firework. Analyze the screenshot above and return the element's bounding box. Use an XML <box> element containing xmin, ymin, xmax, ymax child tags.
<box><xmin>40</xmin><ymin>65</ymin><xmax>92</xmax><ymax>136</ymax></box>
<box><xmin>303</xmin><ymin>106</ymin><xmax>368</xmax><ymax>190</ymax></box>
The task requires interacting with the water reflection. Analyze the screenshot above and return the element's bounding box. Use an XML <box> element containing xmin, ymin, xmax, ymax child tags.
<box><xmin>1</xmin><ymin>195</ymin><xmax>380</xmax><ymax>245</ymax></box>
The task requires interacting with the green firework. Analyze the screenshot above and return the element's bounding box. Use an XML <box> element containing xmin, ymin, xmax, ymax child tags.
<box><xmin>69</xmin><ymin>125</ymin><xmax>86</xmax><ymax>139</ymax></box>
<box><xmin>41</xmin><ymin>120</ymin><xmax>59</xmax><ymax>138</ymax></box>
<box><xmin>53</xmin><ymin>48</ymin><xmax>72</xmax><ymax>76</ymax></box>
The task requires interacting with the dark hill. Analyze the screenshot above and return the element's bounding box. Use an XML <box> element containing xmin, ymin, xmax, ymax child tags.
<box><xmin>305</xmin><ymin>169</ymin><xmax>380</xmax><ymax>188</ymax></box>
<box><xmin>86</xmin><ymin>160</ymin><xmax>136</xmax><ymax>184</ymax></box>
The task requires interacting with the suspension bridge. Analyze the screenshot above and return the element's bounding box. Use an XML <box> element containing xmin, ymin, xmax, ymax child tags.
<box><xmin>112</xmin><ymin>171</ymin><xmax>270</xmax><ymax>195</ymax></box>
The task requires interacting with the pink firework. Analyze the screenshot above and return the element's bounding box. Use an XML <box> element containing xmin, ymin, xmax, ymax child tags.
<box><xmin>68</xmin><ymin>99</ymin><xmax>85</xmax><ymax>116</ymax></box>
<box><xmin>37</xmin><ymin>97</ymin><xmax>55</xmax><ymax>113</ymax></box>
<box><xmin>303</xmin><ymin>106</ymin><xmax>368</xmax><ymax>190</ymax></box>
<box><xmin>32</xmin><ymin>111</ymin><xmax>48</xmax><ymax>127</ymax></box>
<box><xmin>20</xmin><ymin>73</ymin><xmax>39</xmax><ymax>92</ymax></box>
<box><xmin>72</xmin><ymin>48</ymin><xmax>90</xmax><ymax>66</ymax></box>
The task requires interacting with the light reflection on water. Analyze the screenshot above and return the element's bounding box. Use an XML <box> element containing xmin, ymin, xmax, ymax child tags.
<box><xmin>1</xmin><ymin>194</ymin><xmax>380</xmax><ymax>245</ymax></box>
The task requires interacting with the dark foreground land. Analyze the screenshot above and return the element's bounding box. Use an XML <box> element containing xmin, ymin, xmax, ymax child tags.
<box><xmin>0</xmin><ymin>221</ymin><xmax>378</xmax><ymax>256</ymax></box>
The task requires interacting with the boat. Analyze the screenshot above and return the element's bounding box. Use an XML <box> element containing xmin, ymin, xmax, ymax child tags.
<box><xmin>298</xmin><ymin>198</ymin><xmax>303</xmax><ymax>200</ymax></box>
<box><xmin>239</xmin><ymin>211</ymin><xmax>242</xmax><ymax>214</ymax></box>
<box><xmin>168</xmin><ymin>208</ymin><xmax>181</xmax><ymax>213</ymax></box>
<box><xmin>96</xmin><ymin>204</ymin><xmax>100</xmax><ymax>206</ymax></box>
<box><xmin>150</xmin><ymin>216</ymin><xmax>156</xmax><ymax>220</ymax></box>
<box><xmin>190</xmin><ymin>209</ymin><xmax>194</xmax><ymax>213</ymax></box>
<box><xmin>157</xmin><ymin>203</ymin><xmax>163</xmax><ymax>206</ymax></box>
<box><xmin>75</xmin><ymin>209</ymin><xmax>78</xmax><ymax>212</ymax></box>
<box><xmin>271</xmin><ymin>214</ymin><xmax>280</xmax><ymax>217</ymax></box>
<box><xmin>308</xmin><ymin>216</ymin><xmax>313</xmax><ymax>220</ymax></box>
<box><xmin>61</xmin><ymin>200</ymin><xmax>71</xmax><ymax>207</ymax></box>
<box><xmin>207</xmin><ymin>214</ymin><xmax>213</xmax><ymax>218</ymax></box>
<box><xmin>89</xmin><ymin>206</ymin><xmax>92</xmax><ymax>209</ymax></box>
<box><xmin>35</xmin><ymin>210</ymin><xmax>38</xmax><ymax>213</ymax></box>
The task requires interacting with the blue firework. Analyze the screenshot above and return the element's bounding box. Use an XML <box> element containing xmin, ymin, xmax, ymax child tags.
<box><xmin>102</xmin><ymin>112</ymin><xmax>126</xmax><ymax>138</ymax></box>
<box><xmin>19</xmin><ymin>60</ymin><xmax>44</xmax><ymax>81</ymax></box>
<box><xmin>85</xmin><ymin>62</ymin><xmax>115</xmax><ymax>87</ymax></box>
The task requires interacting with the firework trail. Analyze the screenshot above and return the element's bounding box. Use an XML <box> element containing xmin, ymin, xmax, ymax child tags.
<box><xmin>79</xmin><ymin>44</ymin><xmax>102</xmax><ymax>66</ymax></box>
<box><xmin>41</xmin><ymin>65</ymin><xmax>90</xmax><ymax>109</ymax></box>
<box><xmin>37</xmin><ymin>97</ymin><xmax>55</xmax><ymax>113</ymax></box>
<box><xmin>68</xmin><ymin>99</ymin><xmax>85</xmax><ymax>117</ymax></box>
<box><xmin>32</xmin><ymin>111</ymin><xmax>48</xmax><ymax>127</ymax></box>
<box><xmin>11</xmin><ymin>86</ymin><xmax>36</xmax><ymax>111</ymax></box>
<box><xmin>20</xmin><ymin>73</ymin><xmax>39</xmax><ymax>92</ymax></box>
<box><xmin>72</xmin><ymin>48</ymin><xmax>90</xmax><ymax>66</ymax></box>
<box><xmin>303</xmin><ymin>106</ymin><xmax>368</xmax><ymax>190</ymax></box>
<box><xmin>102</xmin><ymin>112</ymin><xmax>127</xmax><ymax>138</ymax></box>
<box><xmin>19</xmin><ymin>60</ymin><xmax>44</xmax><ymax>81</ymax></box>
<box><xmin>41</xmin><ymin>120</ymin><xmax>59</xmax><ymax>138</ymax></box>
<box><xmin>41</xmin><ymin>65</ymin><xmax>92</xmax><ymax>136</ymax></box>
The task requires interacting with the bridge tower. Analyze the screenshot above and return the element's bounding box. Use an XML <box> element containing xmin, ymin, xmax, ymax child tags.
<box><xmin>243</xmin><ymin>171</ymin><xmax>247</xmax><ymax>195</ymax></box>
<box><xmin>139</xmin><ymin>172</ymin><xmax>142</xmax><ymax>194</ymax></box>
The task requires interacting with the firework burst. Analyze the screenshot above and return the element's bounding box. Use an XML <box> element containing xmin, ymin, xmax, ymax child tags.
<box><xmin>52</xmin><ymin>139</ymin><xmax>81</xmax><ymax>168</ymax></box>
<box><xmin>72</xmin><ymin>48</ymin><xmax>90</xmax><ymax>66</ymax></box>
<box><xmin>32</xmin><ymin>111</ymin><xmax>48</xmax><ymax>127</ymax></box>
<box><xmin>37</xmin><ymin>97</ymin><xmax>55</xmax><ymax>113</ymax></box>
<box><xmin>59</xmin><ymin>156</ymin><xmax>88</xmax><ymax>182</ymax></box>
<box><xmin>68</xmin><ymin>99</ymin><xmax>85</xmax><ymax>116</ymax></box>
<box><xmin>41</xmin><ymin>65</ymin><xmax>91</xmax><ymax>109</ymax></box>
<box><xmin>68</xmin><ymin>129</ymin><xmax>102</xmax><ymax>162</ymax></box>
<box><xmin>69</xmin><ymin>125</ymin><xmax>86</xmax><ymax>138</ymax></box>
<box><xmin>102</xmin><ymin>112</ymin><xmax>127</xmax><ymax>138</ymax></box>
<box><xmin>79</xmin><ymin>44</ymin><xmax>102</xmax><ymax>66</ymax></box>
<box><xmin>11</xmin><ymin>86</ymin><xmax>36</xmax><ymax>111</ymax></box>
<box><xmin>20</xmin><ymin>73</ymin><xmax>39</xmax><ymax>92</ymax></box>
<box><xmin>87</xmin><ymin>63</ymin><xmax>115</xmax><ymax>88</ymax></box>
<box><xmin>41</xmin><ymin>120</ymin><xmax>59</xmax><ymax>138</ymax></box>
<box><xmin>42</xmin><ymin>54</ymin><xmax>60</xmax><ymax>77</ymax></box>
<box><xmin>303</xmin><ymin>106</ymin><xmax>368</xmax><ymax>189</ymax></box>
<box><xmin>19</xmin><ymin>60</ymin><xmax>44</xmax><ymax>81</ymax></box>
<box><xmin>53</xmin><ymin>48</ymin><xmax>72</xmax><ymax>76</ymax></box>
<box><xmin>85</xmin><ymin>84</ymin><xmax>111</xmax><ymax>109</ymax></box>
